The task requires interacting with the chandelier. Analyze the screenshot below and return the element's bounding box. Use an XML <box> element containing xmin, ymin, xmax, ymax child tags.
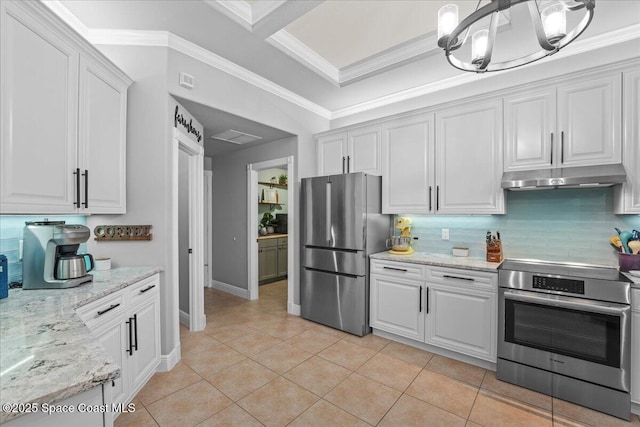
<box><xmin>437</xmin><ymin>0</ymin><xmax>595</xmax><ymax>73</ymax></box>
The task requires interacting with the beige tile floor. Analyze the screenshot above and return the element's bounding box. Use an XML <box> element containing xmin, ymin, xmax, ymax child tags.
<box><xmin>116</xmin><ymin>280</ymin><xmax>640</xmax><ymax>427</ymax></box>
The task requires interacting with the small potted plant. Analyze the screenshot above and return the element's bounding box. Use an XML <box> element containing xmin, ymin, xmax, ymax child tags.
<box><xmin>260</xmin><ymin>212</ymin><xmax>274</xmax><ymax>234</ymax></box>
<box><xmin>279</xmin><ymin>174</ymin><xmax>287</xmax><ymax>185</ymax></box>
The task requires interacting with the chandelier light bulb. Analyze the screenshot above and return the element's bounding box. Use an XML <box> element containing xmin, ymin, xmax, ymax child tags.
<box><xmin>541</xmin><ymin>3</ymin><xmax>567</xmax><ymax>44</ymax></box>
<box><xmin>438</xmin><ymin>4</ymin><xmax>459</xmax><ymax>41</ymax></box>
<box><xmin>472</xmin><ymin>29</ymin><xmax>489</xmax><ymax>65</ymax></box>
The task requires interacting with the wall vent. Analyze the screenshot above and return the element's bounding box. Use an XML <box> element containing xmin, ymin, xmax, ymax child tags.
<box><xmin>210</xmin><ymin>129</ymin><xmax>262</xmax><ymax>144</ymax></box>
<box><xmin>179</xmin><ymin>72</ymin><xmax>195</xmax><ymax>89</ymax></box>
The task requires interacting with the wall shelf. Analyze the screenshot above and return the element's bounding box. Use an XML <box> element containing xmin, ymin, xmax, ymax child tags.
<box><xmin>258</xmin><ymin>181</ymin><xmax>287</xmax><ymax>189</ymax></box>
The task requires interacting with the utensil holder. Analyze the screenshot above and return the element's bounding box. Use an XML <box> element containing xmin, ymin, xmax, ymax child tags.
<box><xmin>486</xmin><ymin>240</ymin><xmax>503</xmax><ymax>263</ymax></box>
<box><xmin>619</xmin><ymin>253</ymin><xmax>640</xmax><ymax>272</ymax></box>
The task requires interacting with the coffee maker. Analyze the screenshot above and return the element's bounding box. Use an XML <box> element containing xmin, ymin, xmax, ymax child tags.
<box><xmin>22</xmin><ymin>221</ymin><xmax>94</xmax><ymax>289</ymax></box>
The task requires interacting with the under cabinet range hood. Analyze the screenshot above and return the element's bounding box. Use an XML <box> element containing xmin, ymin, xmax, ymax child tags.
<box><xmin>501</xmin><ymin>164</ymin><xmax>627</xmax><ymax>191</ymax></box>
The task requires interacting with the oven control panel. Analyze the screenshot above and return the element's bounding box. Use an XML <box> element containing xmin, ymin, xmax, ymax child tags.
<box><xmin>532</xmin><ymin>275</ymin><xmax>585</xmax><ymax>294</ymax></box>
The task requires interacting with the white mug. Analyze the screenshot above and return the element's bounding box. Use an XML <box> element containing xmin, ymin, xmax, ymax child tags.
<box><xmin>95</xmin><ymin>258</ymin><xmax>111</xmax><ymax>271</ymax></box>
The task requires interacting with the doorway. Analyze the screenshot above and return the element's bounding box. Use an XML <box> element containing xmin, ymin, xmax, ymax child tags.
<box><xmin>247</xmin><ymin>156</ymin><xmax>296</xmax><ymax>313</ymax></box>
<box><xmin>172</xmin><ymin>128</ymin><xmax>205</xmax><ymax>332</ymax></box>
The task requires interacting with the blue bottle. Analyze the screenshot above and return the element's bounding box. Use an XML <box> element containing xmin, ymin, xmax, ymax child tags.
<box><xmin>0</xmin><ymin>255</ymin><xmax>8</xmax><ymax>299</ymax></box>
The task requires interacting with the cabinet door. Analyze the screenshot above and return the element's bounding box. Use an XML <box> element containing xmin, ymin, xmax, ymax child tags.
<box><xmin>277</xmin><ymin>238</ymin><xmax>288</xmax><ymax>277</ymax></box>
<box><xmin>259</xmin><ymin>243</ymin><xmax>278</xmax><ymax>282</ymax></box>
<box><xmin>130</xmin><ymin>296</ymin><xmax>161</xmax><ymax>397</ymax></box>
<box><xmin>425</xmin><ymin>284</ymin><xmax>496</xmax><ymax>362</ymax></box>
<box><xmin>435</xmin><ymin>100</ymin><xmax>504</xmax><ymax>214</ymax></box>
<box><xmin>0</xmin><ymin>1</ymin><xmax>78</xmax><ymax>213</ymax></box>
<box><xmin>615</xmin><ymin>70</ymin><xmax>640</xmax><ymax>214</ymax></box>
<box><xmin>78</xmin><ymin>56</ymin><xmax>127</xmax><ymax>213</ymax></box>
<box><xmin>348</xmin><ymin>126</ymin><xmax>381</xmax><ymax>175</ymax></box>
<box><xmin>381</xmin><ymin>114</ymin><xmax>434</xmax><ymax>214</ymax></box>
<box><xmin>92</xmin><ymin>320</ymin><xmax>128</xmax><ymax>407</ymax></box>
<box><xmin>370</xmin><ymin>274</ymin><xmax>425</xmax><ymax>341</ymax></box>
<box><xmin>557</xmin><ymin>73</ymin><xmax>622</xmax><ymax>167</ymax></box>
<box><xmin>504</xmin><ymin>88</ymin><xmax>555</xmax><ymax>171</ymax></box>
<box><xmin>317</xmin><ymin>133</ymin><xmax>346</xmax><ymax>176</ymax></box>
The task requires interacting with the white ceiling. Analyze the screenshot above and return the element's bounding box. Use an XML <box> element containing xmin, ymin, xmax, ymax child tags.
<box><xmin>53</xmin><ymin>0</ymin><xmax>640</xmax><ymax>135</ymax></box>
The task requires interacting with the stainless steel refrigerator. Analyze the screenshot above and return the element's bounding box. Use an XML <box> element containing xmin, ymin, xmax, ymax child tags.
<box><xmin>300</xmin><ymin>173</ymin><xmax>391</xmax><ymax>336</ymax></box>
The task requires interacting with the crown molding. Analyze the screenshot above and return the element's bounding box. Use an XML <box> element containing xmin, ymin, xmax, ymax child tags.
<box><xmin>267</xmin><ymin>30</ymin><xmax>340</xmax><ymax>85</ymax></box>
<box><xmin>42</xmin><ymin>0</ymin><xmax>89</xmax><ymax>38</ymax></box>
<box><xmin>331</xmin><ymin>22</ymin><xmax>640</xmax><ymax>120</ymax></box>
<box><xmin>252</xmin><ymin>1</ymin><xmax>288</xmax><ymax>23</ymax></box>
<box><xmin>89</xmin><ymin>29</ymin><xmax>170</xmax><ymax>46</ymax></box>
<box><xmin>204</xmin><ymin>0</ymin><xmax>252</xmax><ymax>29</ymax></box>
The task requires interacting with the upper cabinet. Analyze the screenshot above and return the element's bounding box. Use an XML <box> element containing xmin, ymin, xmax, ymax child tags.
<box><xmin>504</xmin><ymin>73</ymin><xmax>622</xmax><ymax>171</ymax></box>
<box><xmin>614</xmin><ymin>69</ymin><xmax>640</xmax><ymax>214</ymax></box>
<box><xmin>0</xmin><ymin>1</ymin><xmax>131</xmax><ymax>214</ymax></box>
<box><xmin>435</xmin><ymin>99</ymin><xmax>504</xmax><ymax>215</ymax></box>
<box><xmin>316</xmin><ymin>125</ymin><xmax>381</xmax><ymax>176</ymax></box>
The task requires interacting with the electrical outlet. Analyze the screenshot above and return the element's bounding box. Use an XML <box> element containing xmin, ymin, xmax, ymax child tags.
<box><xmin>441</xmin><ymin>229</ymin><xmax>450</xmax><ymax>240</ymax></box>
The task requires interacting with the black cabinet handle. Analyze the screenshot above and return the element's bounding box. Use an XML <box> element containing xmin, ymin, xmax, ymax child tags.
<box><xmin>443</xmin><ymin>274</ymin><xmax>474</xmax><ymax>282</ymax></box>
<box><xmin>561</xmin><ymin>131</ymin><xmax>565</xmax><ymax>164</ymax></box>
<box><xmin>347</xmin><ymin>156</ymin><xmax>350</xmax><ymax>173</ymax></box>
<box><xmin>97</xmin><ymin>303</ymin><xmax>120</xmax><ymax>316</ymax></box>
<box><xmin>133</xmin><ymin>314</ymin><xmax>138</xmax><ymax>351</ymax></box>
<box><xmin>126</xmin><ymin>317</ymin><xmax>133</xmax><ymax>355</ymax></box>
<box><xmin>140</xmin><ymin>284</ymin><xmax>156</xmax><ymax>294</ymax></box>
<box><xmin>419</xmin><ymin>286</ymin><xmax>422</xmax><ymax>312</ymax></box>
<box><xmin>383</xmin><ymin>266</ymin><xmax>407</xmax><ymax>272</ymax></box>
<box><xmin>436</xmin><ymin>186</ymin><xmax>440</xmax><ymax>211</ymax></box>
<box><xmin>342</xmin><ymin>157</ymin><xmax>346</xmax><ymax>174</ymax></box>
<box><xmin>73</xmin><ymin>168</ymin><xmax>81</xmax><ymax>207</ymax></box>
<box><xmin>550</xmin><ymin>133</ymin><xmax>554</xmax><ymax>164</ymax></box>
<box><xmin>429</xmin><ymin>186</ymin><xmax>432</xmax><ymax>211</ymax></box>
<box><xmin>426</xmin><ymin>287</ymin><xmax>430</xmax><ymax>314</ymax></box>
<box><xmin>82</xmin><ymin>169</ymin><xmax>88</xmax><ymax>208</ymax></box>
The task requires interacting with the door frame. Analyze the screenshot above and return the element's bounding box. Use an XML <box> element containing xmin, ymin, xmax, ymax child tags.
<box><xmin>172</xmin><ymin>128</ymin><xmax>205</xmax><ymax>331</ymax></box>
<box><xmin>204</xmin><ymin>170</ymin><xmax>213</xmax><ymax>288</ymax></box>
<box><xmin>247</xmin><ymin>156</ymin><xmax>296</xmax><ymax>314</ymax></box>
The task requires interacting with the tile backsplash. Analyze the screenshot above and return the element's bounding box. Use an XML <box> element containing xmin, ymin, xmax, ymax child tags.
<box><xmin>0</xmin><ymin>216</ymin><xmax>87</xmax><ymax>283</ymax></box>
<box><xmin>399</xmin><ymin>188</ymin><xmax>640</xmax><ymax>267</ymax></box>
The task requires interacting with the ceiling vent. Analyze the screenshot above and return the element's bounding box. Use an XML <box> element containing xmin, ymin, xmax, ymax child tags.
<box><xmin>210</xmin><ymin>129</ymin><xmax>262</xmax><ymax>144</ymax></box>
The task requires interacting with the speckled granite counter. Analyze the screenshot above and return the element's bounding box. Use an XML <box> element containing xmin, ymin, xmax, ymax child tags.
<box><xmin>370</xmin><ymin>251</ymin><xmax>501</xmax><ymax>272</ymax></box>
<box><xmin>0</xmin><ymin>266</ymin><xmax>163</xmax><ymax>422</ymax></box>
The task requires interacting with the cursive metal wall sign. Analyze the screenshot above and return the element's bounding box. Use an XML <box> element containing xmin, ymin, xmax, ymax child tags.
<box><xmin>94</xmin><ymin>225</ymin><xmax>153</xmax><ymax>241</ymax></box>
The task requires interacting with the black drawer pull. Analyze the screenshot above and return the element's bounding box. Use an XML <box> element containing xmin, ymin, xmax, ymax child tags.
<box><xmin>443</xmin><ymin>274</ymin><xmax>474</xmax><ymax>282</ymax></box>
<box><xmin>383</xmin><ymin>266</ymin><xmax>408</xmax><ymax>272</ymax></box>
<box><xmin>97</xmin><ymin>303</ymin><xmax>120</xmax><ymax>316</ymax></box>
<box><xmin>140</xmin><ymin>284</ymin><xmax>156</xmax><ymax>294</ymax></box>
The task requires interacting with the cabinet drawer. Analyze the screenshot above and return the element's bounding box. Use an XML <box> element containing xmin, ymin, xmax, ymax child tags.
<box><xmin>129</xmin><ymin>274</ymin><xmax>159</xmax><ymax>307</ymax></box>
<box><xmin>632</xmin><ymin>289</ymin><xmax>640</xmax><ymax>312</ymax></box>
<box><xmin>427</xmin><ymin>266</ymin><xmax>497</xmax><ymax>291</ymax></box>
<box><xmin>76</xmin><ymin>290</ymin><xmax>126</xmax><ymax>330</ymax></box>
<box><xmin>258</xmin><ymin>238</ymin><xmax>278</xmax><ymax>248</ymax></box>
<box><xmin>370</xmin><ymin>259</ymin><xmax>425</xmax><ymax>281</ymax></box>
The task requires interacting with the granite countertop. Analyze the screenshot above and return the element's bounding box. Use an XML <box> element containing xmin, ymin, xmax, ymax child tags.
<box><xmin>0</xmin><ymin>266</ymin><xmax>163</xmax><ymax>422</ymax></box>
<box><xmin>257</xmin><ymin>233</ymin><xmax>287</xmax><ymax>241</ymax></box>
<box><xmin>370</xmin><ymin>251</ymin><xmax>501</xmax><ymax>273</ymax></box>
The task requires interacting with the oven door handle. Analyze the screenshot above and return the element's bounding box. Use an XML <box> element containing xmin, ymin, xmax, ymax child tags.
<box><xmin>503</xmin><ymin>290</ymin><xmax>629</xmax><ymax>316</ymax></box>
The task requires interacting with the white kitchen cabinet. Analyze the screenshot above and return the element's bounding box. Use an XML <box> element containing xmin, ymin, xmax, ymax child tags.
<box><xmin>435</xmin><ymin>99</ymin><xmax>505</xmax><ymax>215</ymax></box>
<box><xmin>614</xmin><ymin>69</ymin><xmax>640</xmax><ymax>214</ymax></box>
<box><xmin>631</xmin><ymin>289</ymin><xmax>640</xmax><ymax>405</ymax></box>
<box><xmin>504</xmin><ymin>73</ymin><xmax>622</xmax><ymax>172</ymax></box>
<box><xmin>370</xmin><ymin>274</ymin><xmax>425</xmax><ymax>341</ymax></box>
<box><xmin>381</xmin><ymin>114</ymin><xmax>434</xmax><ymax>214</ymax></box>
<box><xmin>370</xmin><ymin>259</ymin><xmax>498</xmax><ymax>363</ymax></box>
<box><xmin>0</xmin><ymin>0</ymin><xmax>131</xmax><ymax>215</ymax></box>
<box><xmin>316</xmin><ymin>126</ymin><xmax>382</xmax><ymax>176</ymax></box>
<box><xmin>78</xmin><ymin>274</ymin><xmax>160</xmax><ymax>420</ymax></box>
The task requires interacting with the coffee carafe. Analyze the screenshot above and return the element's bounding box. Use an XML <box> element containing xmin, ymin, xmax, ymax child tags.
<box><xmin>22</xmin><ymin>221</ymin><xmax>94</xmax><ymax>289</ymax></box>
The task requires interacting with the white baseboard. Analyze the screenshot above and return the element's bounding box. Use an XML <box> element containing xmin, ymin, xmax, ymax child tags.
<box><xmin>288</xmin><ymin>302</ymin><xmax>301</xmax><ymax>316</ymax></box>
<box><xmin>179</xmin><ymin>309</ymin><xmax>189</xmax><ymax>326</ymax></box>
<box><xmin>212</xmin><ymin>280</ymin><xmax>249</xmax><ymax>299</ymax></box>
<box><xmin>157</xmin><ymin>343</ymin><xmax>180</xmax><ymax>372</ymax></box>
<box><xmin>632</xmin><ymin>401</ymin><xmax>639</xmax><ymax>416</ymax></box>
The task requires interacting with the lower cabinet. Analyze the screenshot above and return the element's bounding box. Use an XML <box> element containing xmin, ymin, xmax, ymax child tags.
<box><xmin>258</xmin><ymin>237</ymin><xmax>287</xmax><ymax>283</ymax></box>
<box><xmin>370</xmin><ymin>259</ymin><xmax>497</xmax><ymax>363</ymax></box>
<box><xmin>76</xmin><ymin>274</ymin><xmax>160</xmax><ymax>420</ymax></box>
<box><xmin>632</xmin><ymin>289</ymin><xmax>640</xmax><ymax>405</ymax></box>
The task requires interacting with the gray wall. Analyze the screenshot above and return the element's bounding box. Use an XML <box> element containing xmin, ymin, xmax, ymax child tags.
<box><xmin>178</xmin><ymin>149</ymin><xmax>190</xmax><ymax>314</ymax></box>
<box><xmin>210</xmin><ymin>136</ymin><xmax>296</xmax><ymax>292</ymax></box>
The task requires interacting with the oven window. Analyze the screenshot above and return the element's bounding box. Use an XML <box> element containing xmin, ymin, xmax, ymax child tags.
<box><xmin>504</xmin><ymin>300</ymin><xmax>621</xmax><ymax>367</ymax></box>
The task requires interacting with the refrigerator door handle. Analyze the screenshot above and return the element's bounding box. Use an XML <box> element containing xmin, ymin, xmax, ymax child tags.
<box><xmin>303</xmin><ymin>266</ymin><xmax>360</xmax><ymax>279</ymax></box>
<box><xmin>326</xmin><ymin>181</ymin><xmax>332</xmax><ymax>243</ymax></box>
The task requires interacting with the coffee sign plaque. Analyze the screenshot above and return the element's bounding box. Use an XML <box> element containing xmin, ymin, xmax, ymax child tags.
<box><xmin>94</xmin><ymin>225</ymin><xmax>152</xmax><ymax>241</ymax></box>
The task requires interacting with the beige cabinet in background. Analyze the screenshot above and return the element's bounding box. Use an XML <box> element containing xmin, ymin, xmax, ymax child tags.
<box><xmin>258</xmin><ymin>237</ymin><xmax>288</xmax><ymax>283</ymax></box>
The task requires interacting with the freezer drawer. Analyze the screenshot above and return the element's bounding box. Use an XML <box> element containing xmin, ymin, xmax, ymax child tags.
<box><xmin>303</xmin><ymin>247</ymin><xmax>365</xmax><ymax>276</ymax></box>
<box><xmin>301</xmin><ymin>267</ymin><xmax>368</xmax><ymax>336</ymax></box>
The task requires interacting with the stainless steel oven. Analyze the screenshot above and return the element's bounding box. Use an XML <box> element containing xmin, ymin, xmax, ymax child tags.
<box><xmin>497</xmin><ymin>259</ymin><xmax>632</xmax><ymax>420</ymax></box>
